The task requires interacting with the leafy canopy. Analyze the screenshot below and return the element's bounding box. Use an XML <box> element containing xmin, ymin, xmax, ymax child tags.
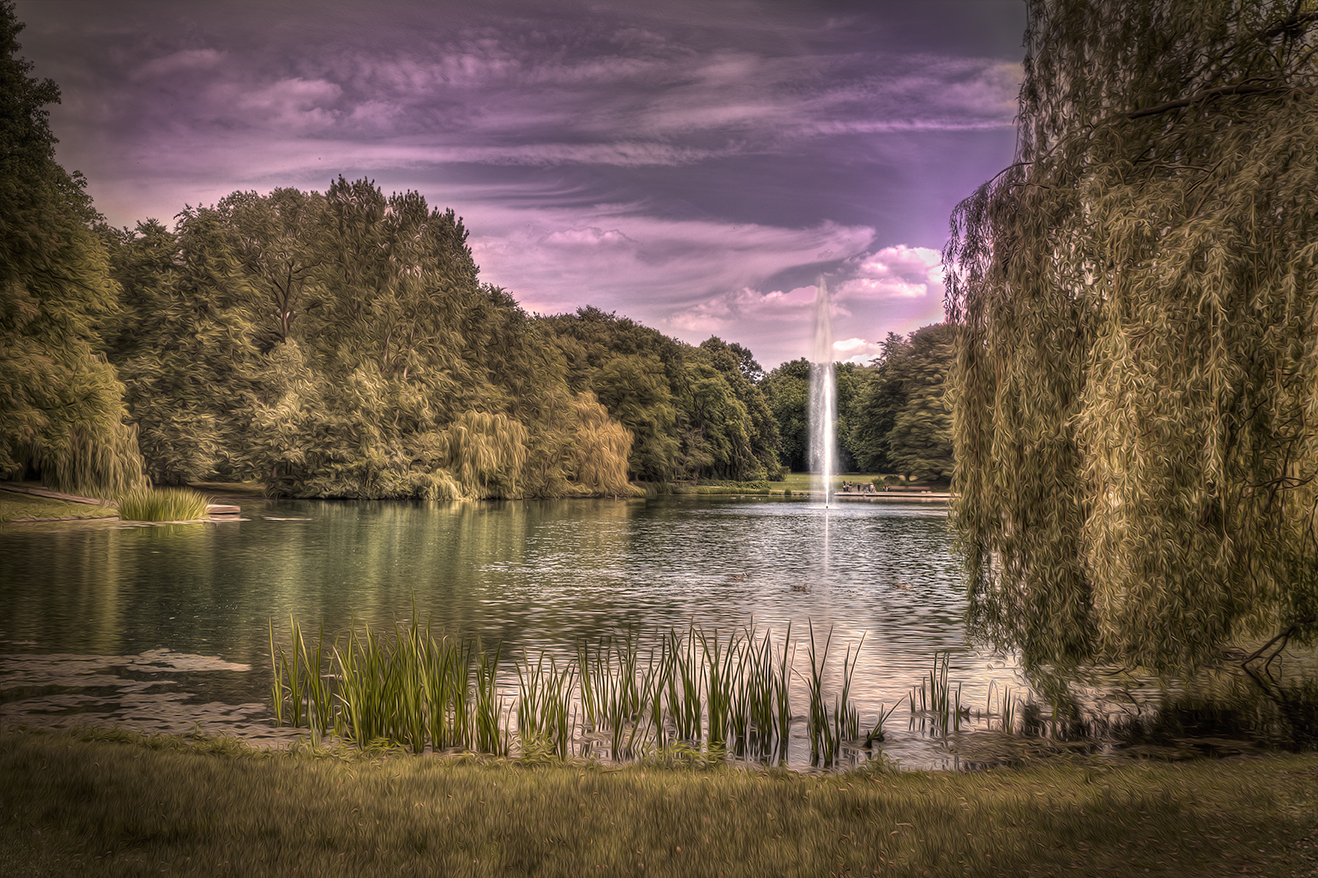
<box><xmin>0</xmin><ymin>0</ymin><xmax>143</xmax><ymax>495</ymax></box>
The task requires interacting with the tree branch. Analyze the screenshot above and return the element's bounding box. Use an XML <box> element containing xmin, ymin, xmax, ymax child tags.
<box><xmin>1126</xmin><ymin>80</ymin><xmax>1292</xmax><ymax>119</ymax></box>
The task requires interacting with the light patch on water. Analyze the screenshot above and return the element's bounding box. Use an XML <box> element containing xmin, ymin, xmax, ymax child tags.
<box><xmin>0</xmin><ymin>648</ymin><xmax>305</xmax><ymax>747</ymax></box>
<box><xmin>0</xmin><ymin>648</ymin><xmax>249</xmax><ymax>688</ymax></box>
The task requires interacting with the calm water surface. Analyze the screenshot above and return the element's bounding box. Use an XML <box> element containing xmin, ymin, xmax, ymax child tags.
<box><xmin>1</xmin><ymin>495</ymin><xmax>1305</xmax><ymax>768</ymax></box>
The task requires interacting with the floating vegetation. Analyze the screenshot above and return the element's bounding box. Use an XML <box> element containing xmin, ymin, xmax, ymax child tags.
<box><xmin>116</xmin><ymin>486</ymin><xmax>210</xmax><ymax>522</ymax></box>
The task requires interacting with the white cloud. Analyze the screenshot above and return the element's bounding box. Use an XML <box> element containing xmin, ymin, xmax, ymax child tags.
<box><xmin>835</xmin><ymin>245</ymin><xmax>944</xmax><ymax>301</ymax></box>
<box><xmin>233</xmin><ymin>78</ymin><xmax>343</xmax><ymax>134</ymax></box>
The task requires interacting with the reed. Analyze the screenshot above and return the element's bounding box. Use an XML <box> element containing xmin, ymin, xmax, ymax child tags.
<box><xmin>864</xmin><ymin>700</ymin><xmax>901</xmax><ymax>746</ymax></box>
<box><xmin>911</xmin><ymin>650</ymin><xmax>965</xmax><ymax>736</ymax></box>
<box><xmin>698</xmin><ymin>626</ymin><xmax>743</xmax><ymax>750</ymax></box>
<box><xmin>802</xmin><ymin>622</ymin><xmax>838</xmax><ymax>765</ymax></box>
<box><xmin>664</xmin><ymin>628</ymin><xmax>705</xmax><ymax>742</ymax></box>
<box><xmin>835</xmin><ymin>635</ymin><xmax>863</xmax><ymax>743</ymax></box>
<box><xmin>986</xmin><ymin>681</ymin><xmax>1018</xmax><ymax>734</ymax></box>
<box><xmin>269</xmin><ymin>617</ymin><xmax>883</xmax><ymax>767</ymax></box>
<box><xmin>473</xmin><ymin>642</ymin><xmax>508</xmax><ymax>756</ymax></box>
<box><xmin>514</xmin><ymin>650</ymin><xmax>575</xmax><ymax>759</ymax></box>
<box><xmin>116</xmin><ymin>486</ymin><xmax>210</xmax><ymax>522</ymax></box>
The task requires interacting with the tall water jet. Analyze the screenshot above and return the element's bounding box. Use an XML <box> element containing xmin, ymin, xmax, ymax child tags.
<box><xmin>809</xmin><ymin>277</ymin><xmax>836</xmax><ymax>507</ymax></box>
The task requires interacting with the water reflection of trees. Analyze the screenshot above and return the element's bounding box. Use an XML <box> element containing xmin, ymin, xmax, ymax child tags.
<box><xmin>1016</xmin><ymin>653</ymin><xmax>1318</xmax><ymax>755</ymax></box>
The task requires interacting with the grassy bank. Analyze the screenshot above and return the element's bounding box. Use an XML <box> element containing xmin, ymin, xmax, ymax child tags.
<box><xmin>0</xmin><ymin>491</ymin><xmax>117</xmax><ymax>523</ymax></box>
<box><xmin>1</xmin><ymin>727</ymin><xmax>1313</xmax><ymax>877</ymax></box>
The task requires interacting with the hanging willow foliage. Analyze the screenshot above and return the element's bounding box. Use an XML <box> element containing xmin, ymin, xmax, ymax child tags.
<box><xmin>944</xmin><ymin>0</ymin><xmax>1318</xmax><ymax>671</ymax></box>
<box><xmin>0</xmin><ymin>5</ymin><xmax>145</xmax><ymax>497</ymax></box>
<box><xmin>438</xmin><ymin>410</ymin><xmax>530</xmax><ymax>499</ymax></box>
<box><xmin>566</xmin><ymin>391</ymin><xmax>634</xmax><ymax>497</ymax></box>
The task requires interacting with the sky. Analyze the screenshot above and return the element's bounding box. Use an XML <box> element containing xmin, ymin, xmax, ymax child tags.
<box><xmin>15</xmin><ymin>0</ymin><xmax>1026</xmax><ymax>368</ymax></box>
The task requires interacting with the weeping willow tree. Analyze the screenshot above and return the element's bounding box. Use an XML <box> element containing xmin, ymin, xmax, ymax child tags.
<box><xmin>0</xmin><ymin>1</ymin><xmax>143</xmax><ymax>496</ymax></box>
<box><xmin>944</xmin><ymin>0</ymin><xmax>1318</xmax><ymax>672</ymax></box>
<box><xmin>565</xmin><ymin>392</ymin><xmax>633</xmax><ymax>497</ymax></box>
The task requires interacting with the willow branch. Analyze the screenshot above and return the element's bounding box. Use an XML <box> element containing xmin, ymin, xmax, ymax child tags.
<box><xmin>1126</xmin><ymin>80</ymin><xmax>1295</xmax><ymax>119</ymax></box>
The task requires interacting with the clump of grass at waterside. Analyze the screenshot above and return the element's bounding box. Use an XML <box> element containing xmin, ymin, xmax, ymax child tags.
<box><xmin>270</xmin><ymin>617</ymin><xmax>864</xmax><ymax>767</ymax></box>
<box><xmin>3</xmin><ymin>727</ymin><xmax>1315</xmax><ymax>878</ymax></box>
<box><xmin>115</xmin><ymin>486</ymin><xmax>211</xmax><ymax>522</ymax></box>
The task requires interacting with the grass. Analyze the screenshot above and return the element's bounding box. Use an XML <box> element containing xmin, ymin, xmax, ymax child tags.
<box><xmin>0</xmin><ymin>491</ymin><xmax>117</xmax><ymax>523</ymax></box>
<box><xmin>773</xmin><ymin>472</ymin><xmax>910</xmax><ymax>496</ymax></box>
<box><xmin>115</xmin><ymin>486</ymin><xmax>211</xmax><ymax>522</ymax></box>
<box><xmin>0</xmin><ymin>726</ymin><xmax>1314</xmax><ymax>877</ymax></box>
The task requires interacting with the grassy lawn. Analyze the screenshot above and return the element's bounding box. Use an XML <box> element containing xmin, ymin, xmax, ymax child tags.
<box><xmin>1</xmin><ymin>727</ymin><xmax>1314</xmax><ymax>877</ymax></box>
<box><xmin>0</xmin><ymin>491</ymin><xmax>118</xmax><ymax>523</ymax></box>
<box><xmin>774</xmin><ymin>472</ymin><xmax>899</xmax><ymax>494</ymax></box>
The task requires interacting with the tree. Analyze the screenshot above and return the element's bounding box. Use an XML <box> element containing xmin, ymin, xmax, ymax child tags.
<box><xmin>112</xmin><ymin>208</ymin><xmax>268</xmax><ymax>485</ymax></box>
<box><xmin>101</xmin><ymin>180</ymin><xmax>633</xmax><ymax>500</ymax></box>
<box><xmin>943</xmin><ymin>0</ymin><xmax>1318</xmax><ymax>671</ymax></box>
<box><xmin>540</xmin><ymin>308</ymin><xmax>689</xmax><ymax>481</ymax></box>
<box><xmin>593</xmin><ymin>354</ymin><xmax>679</xmax><ymax>481</ymax></box>
<box><xmin>762</xmin><ymin>359</ymin><xmax>810</xmax><ymax>471</ymax></box>
<box><xmin>850</xmin><ymin>325</ymin><xmax>954</xmax><ymax>482</ymax></box>
<box><xmin>0</xmin><ymin>1</ymin><xmax>143</xmax><ymax>495</ymax></box>
<box><xmin>215</xmin><ymin>188</ymin><xmax>327</xmax><ymax>348</ymax></box>
<box><xmin>696</xmin><ymin>337</ymin><xmax>781</xmax><ymax>478</ymax></box>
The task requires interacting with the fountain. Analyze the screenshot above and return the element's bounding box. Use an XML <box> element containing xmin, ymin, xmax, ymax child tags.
<box><xmin>809</xmin><ymin>277</ymin><xmax>836</xmax><ymax>507</ymax></box>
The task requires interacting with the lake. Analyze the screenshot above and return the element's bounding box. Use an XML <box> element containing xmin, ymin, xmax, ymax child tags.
<box><xmin>1</xmin><ymin>494</ymin><xmax>1309</xmax><ymax>769</ymax></box>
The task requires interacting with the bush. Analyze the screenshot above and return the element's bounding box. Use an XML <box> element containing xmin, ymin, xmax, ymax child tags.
<box><xmin>116</xmin><ymin>487</ymin><xmax>210</xmax><ymax>522</ymax></box>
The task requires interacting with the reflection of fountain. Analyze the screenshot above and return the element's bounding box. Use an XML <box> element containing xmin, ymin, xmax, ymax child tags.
<box><xmin>809</xmin><ymin>277</ymin><xmax>836</xmax><ymax>508</ymax></box>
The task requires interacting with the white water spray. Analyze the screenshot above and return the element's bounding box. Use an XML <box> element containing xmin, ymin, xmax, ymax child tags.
<box><xmin>809</xmin><ymin>277</ymin><xmax>836</xmax><ymax>508</ymax></box>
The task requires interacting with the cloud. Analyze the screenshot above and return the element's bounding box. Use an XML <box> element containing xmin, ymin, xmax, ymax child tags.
<box><xmin>133</xmin><ymin>48</ymin><xmax>225</xmax><ymax>80</ymax></box>
<box><xmin>836</xmin><ymin>245</ymin><xmax>944</xmax><ymax>301</ymax></box>
<box><xmin>17</xmin><ymin>0</ymin><xmax>1017</xmax><ymax>368</ymax></box>
<box><xmin>232</xmin><ymin>78</ymin><xmax>344</xmax><ymax>134</ymax></box>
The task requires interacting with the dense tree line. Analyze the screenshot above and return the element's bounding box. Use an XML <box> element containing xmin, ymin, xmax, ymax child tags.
<box><xmin>945</xmin><ymin>0</ymin><xmax>1318</xmax><ymax>671</ymax></box>
<box><xmin>99</xmin><ymin>183</ymin><xmax>635</xmax><ymax>499</ymax></box>
<box><xmin>538</xmin><ymin>310</ymin><xmax>782</xmax><ymax>483</ymax></box>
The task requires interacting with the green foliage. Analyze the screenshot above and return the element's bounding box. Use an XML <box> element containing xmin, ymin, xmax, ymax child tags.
<box><xmin>944</xmin><ymin>0</ymin><xmax>1318</xmax><ymax>670</ymax></box>
<box><xmin>694</xmin><ymin>337</ymin><xmax>782</xmax><ymax>480</ymax></box>
<box><xmin>593</xmin><ymin>353</ymin><xmax>680</xmax><ymax>481</ymax></box>
<box><xmin>100</xmin><ymin>181</ymin><xmax>636</xmax><ymax>500</ymax></box>
<box><xmin>763</xmin><ymin>358</ymin><xmax>868</xmax><ymax>474</ymax></box>
<box><xmin>762</xmin><ymin>359</ymin><xmax>810</xmax><ymax>471</ymax></box>
<box><xmin>541</xmin><ymin>307</ymin><xmax>689</xmax><ymax>481</ymax></box>
<box><xmin>116</xmin><ymin>487</ymin><xmax>210</xmax><ymax>522</ymax></box>
<box><xmin>541</xmin><ymin>310</ymin><xmax>778</xmax><ymax>483</ymax></box>
<box><xmin>111</xmin><ymin>211</ymin><xmax>266</xmax><ymax>486</ymax></box>
<box><xmin>0</xmin><ymin>2</ymin><xmax>144</xmax><ymax>496</ymax></box>
<box><xmin>849</xmin><ymin>324</ymin><xmax>954</xmax><ymax>482</ymax></box>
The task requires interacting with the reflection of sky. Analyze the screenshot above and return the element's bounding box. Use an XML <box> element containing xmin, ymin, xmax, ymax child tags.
<box><xmin>14</xmin><ymin>0</ymin><xmax>1025</xmax><ymax>367</ymax></box>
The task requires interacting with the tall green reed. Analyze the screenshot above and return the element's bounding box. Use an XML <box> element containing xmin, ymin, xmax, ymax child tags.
<box><xmin>515</xmin><ymin>650</ymin><xmax>575</xmax><ymax>759</ymax></box>
<box><xmin>270</xmin><ymin>616</ymin><xmax>907</xmax><ymax>768</ymax></box>
<box><xmin>910</xmin><ymin>651</ymin><xmax>965</xmax><ymax>736</ymax></box>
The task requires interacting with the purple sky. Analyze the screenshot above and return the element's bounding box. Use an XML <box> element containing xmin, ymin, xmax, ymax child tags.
<box><xmin>16</xmin><ymin>0</ymin><xmax>1025</xmax><ymax>368</ymax></box>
